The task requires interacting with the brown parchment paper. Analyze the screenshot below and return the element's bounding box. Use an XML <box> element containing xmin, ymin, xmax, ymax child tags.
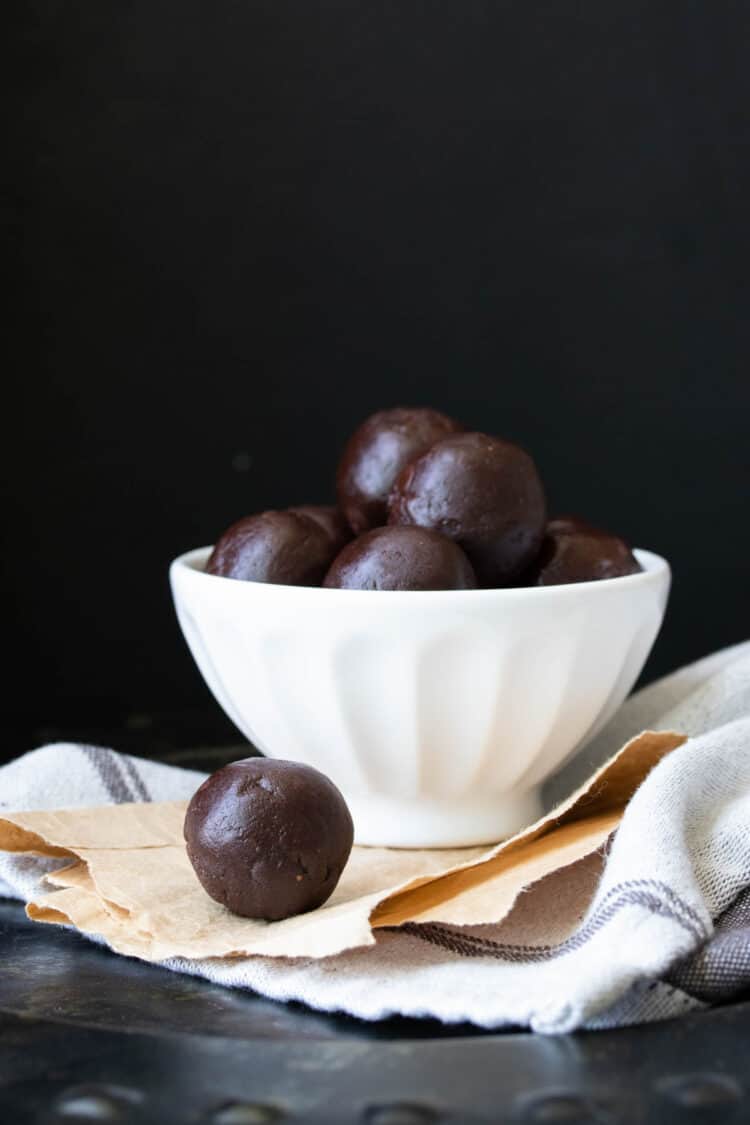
<box><xmin>0</xmin><ymin>730</ymin><xmax>685</xmax><ymax>963</ymax></box>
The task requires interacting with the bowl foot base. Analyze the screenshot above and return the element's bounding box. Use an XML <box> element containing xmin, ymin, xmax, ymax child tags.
<box><xmin>347</xmin><ymin>788</ymin><xmax>543</xmax><ymax>849</ymax></box>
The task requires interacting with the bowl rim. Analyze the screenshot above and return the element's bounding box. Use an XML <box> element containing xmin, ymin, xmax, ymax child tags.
<box><xmin>170</xmin><ymin>545</ymin><xmax>670</xmax><ymax>601</ymax></box>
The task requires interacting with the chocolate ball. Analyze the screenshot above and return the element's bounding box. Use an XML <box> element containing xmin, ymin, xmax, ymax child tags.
<box><xmin>206</xmin><ymin>510</ymin><xmax>335</xmax><ymax>585</ymax></box>
<box><xmin>184</xmin><ymin>758</ymin><xmax>354</xmax><ymax>921</ymax></box>
<box><xmin>336</xmin><ymin>407</ymin><xmax>463</xmax><ymax>534</ymax></box>
<box><xmin>288</xmin><ymin>504</ymin><xmax>353</xmax><ymax>556</ymax></box>
<box><xmin>388</xmin><ymin>431</ymin><xmax>547</xmax><ymax>587</ymax></box>
<box><xmin>530</xmin><ymin>529</ymin><xmax>641</xmax><ymax>586</ymax></box>
<box><xmin>324</xmin><ymin>525</ymin><xmax>477</xmax><ymax>591</ymax></box>
<box><xmin>546</xmin><ymin>514</ymin><xmax>602</xmax><ymax>536</ymax></box>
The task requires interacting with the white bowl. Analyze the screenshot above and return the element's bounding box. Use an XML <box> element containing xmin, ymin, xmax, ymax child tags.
<box><xmin>170</xmin><ymin>548</ymin><xmax>670</xmax><ymax>848</ymax></box>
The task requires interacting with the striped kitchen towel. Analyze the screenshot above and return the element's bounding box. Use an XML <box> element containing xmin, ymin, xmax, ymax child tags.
<box><xmin>1</xmin><ymin>640</ymin><xmax>749</xmax><ymax>1034</ymax></box>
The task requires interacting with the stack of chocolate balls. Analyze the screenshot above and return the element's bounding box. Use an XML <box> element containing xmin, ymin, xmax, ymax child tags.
<box><xmin>206</xmin><ymin>407</ymin><xmax>640</xmax><ymax>590</ymax></box>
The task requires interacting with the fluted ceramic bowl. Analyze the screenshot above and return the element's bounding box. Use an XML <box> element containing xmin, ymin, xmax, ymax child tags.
<box><xmin>170</xmin><ymin>547</ymin><xmax>670</xmax><ymax>847</ymax></box>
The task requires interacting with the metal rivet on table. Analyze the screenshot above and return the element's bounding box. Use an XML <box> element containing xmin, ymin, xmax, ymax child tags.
<box><xmin>657</xmin><ymin>1072</ymin><xmax>743</xmax><ymax>1108</ymax></box>
<box><xmin>210</xmin><ymin>1103</ymin><xmax>284</xmax><ymax>1124</ymax></box>
<box><xmin>365</xmin><ymin>1104</ymin><xmax>437</xmax><ymax>1125</ymax></box>
<box><xmin>521</xmin><ymin>1092</ymin><xmax>605</xmax><ymax>1123</ymax></box>
<box><xmin>55</xmin><ymin>1086</ymin><xmax>137</xmax><ymax>1120</ymax></box>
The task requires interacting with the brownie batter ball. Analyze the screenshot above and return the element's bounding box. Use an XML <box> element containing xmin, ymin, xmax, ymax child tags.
<box><xmin>388</xmin><ymin>432</ymin><xmax>547</xmax><ymax>587</ymax></box>
<box><xmin>336</xmin><ymin>407</ymin><xmax>463</xmax><ymax>534</ymax></box>
<box><xmin>288</xmin><ymin>504</ymin><xmax>353</xmax><ymax>556</ymax></box>
<box><xmin>184</xmin><ymin>758</ymin><xmax>354</xmax><ymax>921</ymax></box>
<box><xmin>324</xmin><ymin>525</ymin><xmax>477</xmax><ymax>591</ymax></box>
<box><xmin>530</xmin><ymin>528</ymin><xmax>641</xmax><ymax>586</ymax></box>
<box><xmin>206</xmin><ymin>510</ymin><xmax>335</xmax><ymax>586</ymax></box>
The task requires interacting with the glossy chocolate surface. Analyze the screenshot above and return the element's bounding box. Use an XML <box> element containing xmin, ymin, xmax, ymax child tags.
<box><xmin>288</xmin><ymin>504</ymin><xmax>353</xmax><ymax>556</ymax></box>
<box><xmin>336</xmin><ymin>407</ymin><xmax>463</xmax><ymax>534</ymax></box>
<box><xmin>530</xmin><ymin>529</ymin><xmax>641</xmax><ymax>586</ymax></box>
<box><xmin>324</xmin><ymin>525</ymin><xmax>477</xmax><ymax>590</ymax></box>
<box><xmin>388</xmin><ymin>431</ymin><xmax>546</xmax><ymax>586</ymax></box>
<box><xmin>184</xmin><ymin>758</ymin><xmax>354</xmax><ymax>921</ymax></box>
<box><xmin>206</xmin><ymin>510</ymin><xmax>336</xmax><ymax>585</ymax></box>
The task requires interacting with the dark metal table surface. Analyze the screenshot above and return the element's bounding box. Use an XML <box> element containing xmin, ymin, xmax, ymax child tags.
<box><xmin>2</xmin><ymin>720</ymin><xmax>749</xmax><ymax>1124</ymax></box>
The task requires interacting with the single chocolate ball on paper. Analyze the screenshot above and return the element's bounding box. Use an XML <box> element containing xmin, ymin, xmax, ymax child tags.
<box><xmin>206</xmin><ymin>510</ymin><xmax>335</xmax><ymax>586</ymax></box>
<box><xmin>530</xmin><ymin>528</ymin><xmax>641</xmax><ymax>586</ymax></box>
<box><xmin>324</xmin><ymin>525</ymin><xmax>477</xmax><ymax>590</ymax></box>
<box><xmin>336</xmin><ymin>406</ymin><xmax>463</xmax><ymax>534</ymax></box>
<box><xmin>288</xmin><ymin>504</ymin><xmax>353</xmax><ymax>556</ymax></box>
<box><xmin>184</xmin><ymin>758</ymin><xmax>354</xmax><ymax>921</ymax></box>
<box><xmin>388</xmin><ymin>431</ymin><xmax>547</xmax><ymax>587</ymax></box>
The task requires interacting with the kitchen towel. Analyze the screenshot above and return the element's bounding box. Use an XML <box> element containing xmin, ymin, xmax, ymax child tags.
<box><xmin>1</xmin><ymin>640</ymin><xmax>749</xmax><ymax>1034</ymax></box>
<box><xmin>0</xmin><ymin>729</ymin><xmax>682</xmax><ymax>961</ymax></box>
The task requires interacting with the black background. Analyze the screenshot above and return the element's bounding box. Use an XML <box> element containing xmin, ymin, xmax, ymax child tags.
<box><xmin>6</xmin><ymin>2</ymin><xmax>749</xmax><ymax>754</ymax></box>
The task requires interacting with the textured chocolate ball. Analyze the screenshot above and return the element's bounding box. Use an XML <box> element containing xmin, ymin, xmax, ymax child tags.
<box><xmin>288</xmin><ymin>504</ymin><xmax>353</xmax><ymax>556</ymax></box>
<box><xmin>184</xmin><ymin>758</ymin><xmax>354</xmax><ymax>921</ymax></box>
<box><xmin>388</xmin><ymin>431</ymin><xmax>547</xmax><ymax>587</ymax></box>
<box><xmin>336</xmin><ymin>407</ymin><xmax>463</xmax><ymax>534</ymax></box>
<box><xmin>530</xmin><ymin>529</ymin><xmax>641</xmax><ymax>586</ymax></box>
<box><xmin>206</xmin><ymin>510</ymin><xmax>335</xmax><ymax>585</ymax></box>
<box><xmin>324</xmin><ymin>525</ymin><xmax>477</xmax><ymax>590</ymax></box>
